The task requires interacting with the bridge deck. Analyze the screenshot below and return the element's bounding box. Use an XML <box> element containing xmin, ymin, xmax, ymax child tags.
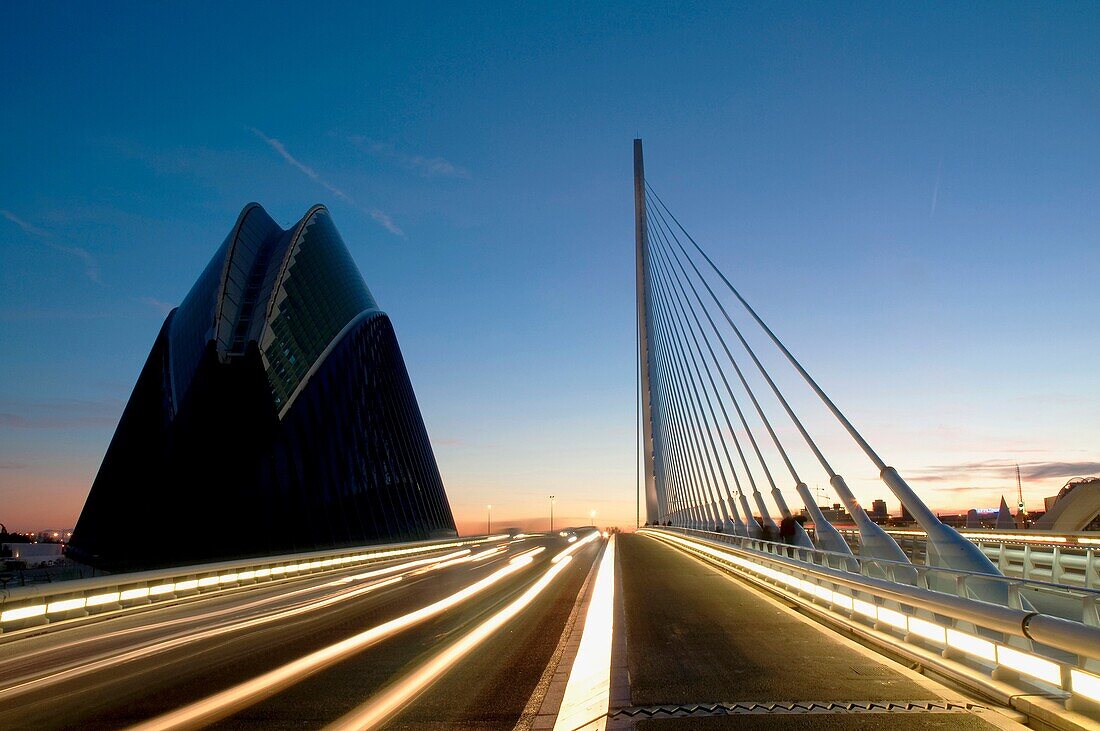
<box><xmin>615</xmin><ymin>533</ymin><xmax>1013</xmax><ymax>729</ymax></box>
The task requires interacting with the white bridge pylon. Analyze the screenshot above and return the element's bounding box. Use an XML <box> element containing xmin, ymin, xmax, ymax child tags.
<box><xmin>632</xmin><ymin>139</ymin><xmax>1003</xmax><ymax>584</ymax></box>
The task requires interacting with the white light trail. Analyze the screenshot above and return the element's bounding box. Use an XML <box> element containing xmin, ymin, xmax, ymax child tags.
<box><xmin>324</xmin><ymin>556</ymin><xmax>577</xmax><ymax>730</ymax></box>
<box><xmin>333</xmin><ymin>550</ymin><xmax>471</xmax><ymax>583</ymax></box>
<box><xmin>128</xmin><ymin>557</ymin><xmax>536</xmax><ymax>730</ymax></box>
<box><xmin>0</xmin><ymin>576</ymin><xmax>402</xmax><ymax>702</ymax></box>
<box><xmin>471</xmin><ymin>546</ymin><xmax>508</xmax><ymax>562</ymax></box>
<box><xmin>552</xmin><ymin>531</ymin><xmax>600</xmax><ymax>564</ymax></box>
<box><xmin>509</xmin><ymin>546</ymin><xmax>547</xmax><ymax>562</ymax></box>
<box><xmin>0</xmin><ymin>538</ymin><xmax>491</xmax><ymax>628</ymax></box>
<box><xmin>553</xmin><ymin>535</ymin><xmax>617</xmax><ymax>731</ymax></box>
<box><xmin>7</xmin><ymin>550</ymin><xmax>475</xmax><ymax>673</ymax></box>
<box><xmin>1</xmin><ymin>549</ymin><xmax>479</xmax><ymax>699</ymax></box>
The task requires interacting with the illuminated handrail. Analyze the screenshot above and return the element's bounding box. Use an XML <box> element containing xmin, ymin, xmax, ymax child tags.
<box><xmin>0</xmin><ymin>534</ymin><xmax>510</xmax><ymax>630</ymax></box>
<box><xmin>834</xmin><ymin>527</ymin><xmax>1100</xmax><ymax>593</ymax></box>
<box><xmin>641</xmin><ymin>527</ymin><xmax>1100</xmax><ymax>717</ymax></box>
<box><xmin>671</xmin><ymin>526</ymin><xmax>1099</xmax><ymax>610</ymax></box>
<box><xmin>837</xmin><ymin>526</ymin><xmax>1100</xmax><ymax>547</ymax></box>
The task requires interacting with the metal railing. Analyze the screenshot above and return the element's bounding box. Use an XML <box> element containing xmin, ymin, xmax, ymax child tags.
<box><xmin>640</xmin><ymin>527</ymin><xmax>1100</xmax><ymax>722</ymax></box>
<box><xmin>837</xmin><ymin>527</ymin><xmax>1100</xmax><ymax>592</ymax></box>
<box><xmin>0</xmin><ymin>534</ymin><xmax>509</xmax><ymax>633</ymax></box>
<box><xmin>681</xmin><ymin>526</ymin><xmax>1100</xmax><ymax>624</ymax></box>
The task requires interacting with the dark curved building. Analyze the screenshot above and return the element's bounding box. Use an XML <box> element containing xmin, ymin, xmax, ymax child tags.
<box><xmin>68</xmin><ymin>204</ymin><xmax>456</xmax><ymax>571</ymax></box>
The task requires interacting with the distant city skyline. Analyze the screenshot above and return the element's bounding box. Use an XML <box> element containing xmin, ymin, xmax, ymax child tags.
<box><xmin>2</xmin><ymin>3</ymin><xmax>1098</xmax><ymax>532</ymax></box>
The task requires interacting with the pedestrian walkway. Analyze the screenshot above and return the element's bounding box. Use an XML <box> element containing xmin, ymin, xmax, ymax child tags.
<box><xmin>611</xmin><ymin>534</ymin><xmax>1019</xmax><ymax>730</ymax></box>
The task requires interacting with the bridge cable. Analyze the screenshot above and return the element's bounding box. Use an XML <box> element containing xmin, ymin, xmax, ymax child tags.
<box><xmin>642</xmin><ymin>192</ymin><xmax>783</xmax><ymax>529</ymax></box>
<box><xmin>647</xmin><ymin>184</ymin><xmax>889</xmax><ymax>472</ymax></box>
<box><xmin>650</xmin><ymin>203</ymin><xmax>810</xmax><ymax>541</ymax></box>
<box><xmin>645</xmin><ymin>184</ymin><xmax>933</xmax><ymax>567</ymax></box>
<box><xmin>645</xmin><ymin>264</ymin><xmax>704</xmax><ymax>526</ymax></box>
<box><xmin>647</xmin><ymin>213</ymin><xmax>778</xmax><ymax>537</ymax></box>
<box><xmin>646</xmin><ymin>202</ymin><xmax>778</xmax><ymax>534</ymax></box>
<box><xmin>649</xmin><ymin>270</ymin><xmax>727</xmax><ymax>528</ymax></box>
<box><xmin>648</xmin><ymin>189</ymin><xmax>864</xmax><ymax>552</ymax></box>
<box><xmin>649</xmin><ymin>255</ymin><xmax>730</xmax><ymax>528</ymax></box>
<box><xmin>648</xmin><ymin>216</ymin><xmax>786</xmax><ymax>536</ymax></box>
<box><xmin>647</xmin><ymin>185</ymin><xmax>836</xmax><ymax>481</ymax></box>
<box><xmin>649</xmin><ymin>238</ymin><xmax>749</xmax><ymax>533</ymax></box>
<box><xmin>647</xmin><ymin>193</ymin><xmax>810</xmax><ymax>536</ymax></box>
<box><xmin>648</xmin><ymin>221</ymin><xmax>773</xmax><ymax>535</ymax></box>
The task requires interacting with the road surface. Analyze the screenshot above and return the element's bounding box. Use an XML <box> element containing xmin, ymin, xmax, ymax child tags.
<box><xmin>0</xmin><ymin>532</ymin><xmax>1028</xmax><ymax>730</ymax></box>
<box><xmin>0</xmin><ymin>532</ymin><xmax>600</xmax><ymax>730</ymax></box>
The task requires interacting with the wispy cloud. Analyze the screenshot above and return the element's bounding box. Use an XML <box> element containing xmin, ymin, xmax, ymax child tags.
<box><xmin>367</xmin><ymin>209</ymin><xmax>403</xmax><ymax>236</ymax></box>
<box><xmin>0</xmin><ymin>398</ymin><xmax>123</xmax><ymax>430</ymax></box>
<box><xmin>350</xmin><ymin>136</ymin><xmax>470</xmax><ymax>179</ymax></box>
<box><xmin>250</xmin><ymin>127</ymin><xmax>352</xmax><ymax>203</ymax></box>
<box><xmin>929</xmin><ymin>485</ymin><xmax>997</xmax><ymax>494</ymax></box>
<box><xmin>139</xmin><ymin>296</ymin><xmax>175</xmax><ymax>315</ymax></box>
<box><xmin>1</xmin><ymin>209</ymin><xmax>102</xmax><ymax>283</ymax></box>
<box><xmin>434</xmin><ymin>437</ymin><xmax>466</xmax><ymax>447</ymax></box>
<box><xmin>1</xmin><ymin>210</ymin><xmax>51</xmax><ymax>237</ymax></box>
<box><xmin>1022</xmin><ymin>462</ymin><xmax>1100</xmax><ymax>480</ymax></box>
<box><xmin>0</xmin><ymin>461</ymin><xmax>28</xmax><ymax>470</ymax></box>
<box><xmin>249</xmin><ymin>128</ymin><xmax>404</xmax><ymax>237</ymax></box>
<box><xmin>910</xmin><ymin>459</ymin><xmax>1100</xmax><ymax>483</ymax></box>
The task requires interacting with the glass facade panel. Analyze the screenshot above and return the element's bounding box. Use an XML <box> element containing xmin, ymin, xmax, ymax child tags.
<box><xmin>261</xmin><ymin>209</ymin><xmax>376</xmax><ymax>408</ymax></box>
<box><xmin>213</xmin><ymin>205</ymin><xmax>282</xmax><ymax>356</ymax></box>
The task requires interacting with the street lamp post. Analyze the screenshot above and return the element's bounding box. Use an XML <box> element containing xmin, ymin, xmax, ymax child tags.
<box><xmin>550</xmin><ymin>495</ymin><xmax>556</xmax><ymax>533</ymax></box>
<box><xmin>589</xmin><ymin>509</ymin><xmax>596</xmax><ymax>527</ymax></box>
<box><xmin>487</xmin><ymin>504</ymin><xmax>492</xmax><ymax>535</ymax></box>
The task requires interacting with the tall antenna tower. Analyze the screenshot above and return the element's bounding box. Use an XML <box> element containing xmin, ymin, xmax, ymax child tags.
<box><xmin>1016</xmin><ymin>463</ymin><xmax>1029</xmax><ymax>528</ymax></box>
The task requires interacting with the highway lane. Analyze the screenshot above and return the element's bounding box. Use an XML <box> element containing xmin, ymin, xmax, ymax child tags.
<box><xmin>0</xmin><ymin>532</ymin><xmax>603</xmax><ymax>730</ymax></box>
<box><xmin>1</xmin><ymin>546</ymin><xmax>486</xmax><ymax>684</ymax></box>
<box><xmin>228</xmin><ymin>533</ymin><xmax>602</xmax><ymax>730</ymax></box>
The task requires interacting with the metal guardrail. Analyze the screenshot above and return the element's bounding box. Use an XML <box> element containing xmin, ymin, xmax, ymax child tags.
<box><xmin>642</xmin><ymin>527</ymin><xmax>1100</xmax><ymax>721</ymax></box>
<box><xmin>680</xmin><ymin>525</ymin><xmax>1100</xmax><ymax>624</ymax></box>
<box><xmin>837</xmin><ymin>528</ymin><xmax>1100</xmax><ymax>591</ymax></box>
<box><xmin>0</xmin><ymin>534</ymin><xmax>509</xmax><ymax>632</ymax></box>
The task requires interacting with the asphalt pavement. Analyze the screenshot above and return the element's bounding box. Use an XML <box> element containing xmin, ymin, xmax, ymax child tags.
<box><xmin>0</xmin><ymin>532</ymin><xmax>1023</xmax><ymax>730</ymax></box>
<box><xmin>0</xmin><ymin>532</ymin><xmax>602</xmax><ymax>730</ymax></box>
<box><xmin>616</xmin><ymin>533</ymin><xmax>1011</xmax><ymax>730</ymax></box>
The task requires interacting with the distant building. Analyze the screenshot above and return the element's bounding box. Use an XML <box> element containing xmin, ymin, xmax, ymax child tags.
<box><xmin>900</xmin><ymin>503</ymin><xmax>913</xmax><ymax>523</ymax></box>
<box><xmin>68</xmin><ymin>204</ymin><xmax>457</xmax><ymax>571</ymax></box>
<box><xmin>937</xmin><ymin>512</ymin><xmax>968</xmax><ymax>528</ymax></box>
<box><xmin>1036</xmin><ymin>477</ymin><xmax>1100</xmax><ymax>532</ymax></box>
<box><xmin>820</xmin><ymin>503</ymin><xmax>850</xmax><ymax>524</ymax></box>
<box><xmin>869</xmin><ymin>499</ymin><xmax>888</xmax><ymax>522</ymax></box>
<box><xmin>934</xmin><ymin>508</ymin><xmax>1001</xmax><ymax>530</ymax></box>
<box><xmin>797</xmin><ymin>503</ymin><xmax>854</xmax><ymax>527</ymax></box>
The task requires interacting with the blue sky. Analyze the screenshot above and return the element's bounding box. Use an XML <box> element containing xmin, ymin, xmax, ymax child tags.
<box><xmin>1</xmin><ymin>2</ymin><xmax>1098</xmax><ymax>532</ymax></box>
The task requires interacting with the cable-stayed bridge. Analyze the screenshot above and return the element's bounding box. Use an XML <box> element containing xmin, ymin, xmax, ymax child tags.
<box><xmin>630</xmin><ymin>138</ymin><xmax>1100</xmax><ymax>729</ymax></box>
<box><xmin>1</xmin><ymin>142</ymin><xmax>1098</xmax><ymax>730</ymax></box>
